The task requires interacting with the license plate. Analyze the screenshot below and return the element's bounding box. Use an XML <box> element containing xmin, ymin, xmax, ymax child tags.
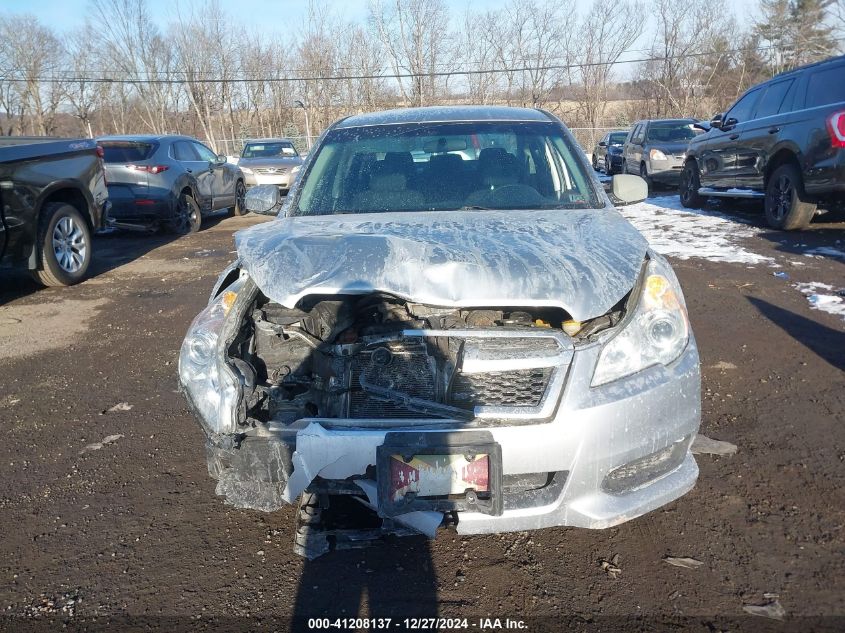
<box><xmin>376</xmin><ymin>431</ymin><xmax>503</xmax><ymax>517</ymax></box>
<box><xmin>388</xmin><ymin>453</ymin><xmax>490</xmax><ymax>503</ymax></box>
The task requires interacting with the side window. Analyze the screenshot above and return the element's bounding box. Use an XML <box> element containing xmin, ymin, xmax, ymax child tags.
<box><xmin>172</xmin><ymin>141</ymin><xmax>197</xmax><ymax>162</ymax></box>
<box><xmin>754</xmin><ymin>80</ymin><xmax>795</xmax><ymax>119</ymax></box>
<box><xmin>806</xmin><ymin>65</ymin><xmax>845</xmax><ymax>108</ymax></box>
<box><xmin>725</xmin><ymin>88</ymin><xmax>763</xmax><ymax>125</ymax></box>
<box><xmin>192</xmin><ymin>142</ymin><xmax>217</xmax><ymax>162</ymax></box>
<box><xmin>632</xmin><ymin>124</ymin><xmax>645</xmax><ymax>144</ymax></box>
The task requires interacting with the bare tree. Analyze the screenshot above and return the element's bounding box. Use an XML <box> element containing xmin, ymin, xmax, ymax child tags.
<box><xmin>571</xmin><ymin>0</ymin><xmax>644</xmax><ymax>139</ymax></box>
<box><xmin>369</xmin><ymin>0</ymin><xmax>455</xmax><ymax>106</ymax></box>
<box><xmin>0</xmin><ymin>14</ymin><xmax>66</xmax><ymax>135</ymax></box>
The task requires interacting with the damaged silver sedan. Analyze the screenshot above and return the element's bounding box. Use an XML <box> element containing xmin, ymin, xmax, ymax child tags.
<box><xmin>178</xmin><ymin>106</ymin><xmax>700</xmax><ymax>557</ymax></box>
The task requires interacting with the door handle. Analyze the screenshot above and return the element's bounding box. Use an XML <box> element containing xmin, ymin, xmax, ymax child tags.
<box><xmin>768</xmin><ymin>127</ymin><xmax>780</xmax><ymax>134</ymax></box>
<box><xmin>186</xmin><ymin>168</ymin><xmax>193</xmax><ymax>173</ymax></box>
<box><xmin>729</xmin><ymin>134</ymin><xmax>740</xmax><ymax>140</ymax></box>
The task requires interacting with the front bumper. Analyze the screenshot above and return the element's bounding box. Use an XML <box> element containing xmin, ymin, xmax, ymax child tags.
<box><xmin>201</xmin><ymin>337</ymin><xmax>701</xmax><ymax>534</ymax></box>
<box><xmin>646</xmin><ymin>159</ymin><xmax>685</xmax><ymax>184</ymax></box>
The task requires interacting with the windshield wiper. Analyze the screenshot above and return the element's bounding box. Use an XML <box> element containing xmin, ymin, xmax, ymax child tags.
<box><xmin>456</xmin><ymin>205</ymin><xmax>492</xmax><ymax>211</ymax></box>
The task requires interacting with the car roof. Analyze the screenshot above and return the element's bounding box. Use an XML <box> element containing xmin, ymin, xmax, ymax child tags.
<box><xmin>243</xmin><ymin>138</ymin><xmax>295</xmax><ymax>143</ymax></box>
<box><xmin>772</xmin><ymin>53</ymin><xmax>845</xmax><ymax>80</ymax></box>
<box><xmin>334</xmin><ymin>105</ymin><xmax>552</xmax><ymax>129</ymax></box>
<box><xmin>96</xmin><ymin>134</ymin><xmax>195</xmax><ymax>143</ymax></box>
<box><xmin>639</xmin><ymin>119</ymin><xmax>696</xmax><ymax>125</ymax></box>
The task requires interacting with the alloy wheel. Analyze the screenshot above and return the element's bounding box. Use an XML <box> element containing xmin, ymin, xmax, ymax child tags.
<box><xmin>769</xmin><ymin>174</ymin><xmax>792</xmax><ymax>222</ymax></box>
<box><xmin>52</xmin><ymin>215</ymin><xmax>87</xmax><ymax>273</ymax></box>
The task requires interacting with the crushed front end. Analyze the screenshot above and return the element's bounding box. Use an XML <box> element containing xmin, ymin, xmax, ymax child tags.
<box><xmin>179</xmin><ymin>253</ymin><xmax>700</xmax><ymax>556</ymax></box>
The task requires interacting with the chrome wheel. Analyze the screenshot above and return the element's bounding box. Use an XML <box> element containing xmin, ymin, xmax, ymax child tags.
<box><xmin>51</xmin><ymin>215</ymin><xmax>87</xmax><ymax>273</ymax></box>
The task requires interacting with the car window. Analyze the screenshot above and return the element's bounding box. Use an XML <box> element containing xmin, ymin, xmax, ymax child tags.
<box><xmin>100</xmin><ymin>141</ymin><xmax>157</xmax><ymax>163</ymax></box>
<box><xmin>172</xmin><ymin>141</ymin><xmax>197</xmax><ymax>162</ymax></box>
<box><xmin>242</xmin><ymin>141</ymin><xmax>297</xmax><ymax>158</ymax></box>
<box><xmin>631</xmin><ymin>124</ymin><xmax>645</xmax><ymax>144</ymax></box>
<box><xmin>645</xmin><ymin>122</ymin><xmax>699</xmax><ymax>142</ymax></box>
<box><xmin>192</xmin><ymin>142</ymin><xmax>217</xmax><ymax>162</ymax></box>
<box><xmin>725</xmin><ymin>88</ymin><xmax>763</xmax><ymax>124</ymax></box>
<box><xmin>754</xmin><ymin>80</ymin><xmax>795</xmax><ymax>119</ymax></box>
<box><xmin>806</xmin><ymin>65</ymin><xmax>845</xmax><ymax>108</ymax></box>
<box><xmin>292</xmin><ymin>121</ymin><xmax>602</xmax><ymax>216</ymax></box>
<box><xmin>608</xmin><ymin>132</ymin><xmax>628</xmax><ymax>145</ymax></box>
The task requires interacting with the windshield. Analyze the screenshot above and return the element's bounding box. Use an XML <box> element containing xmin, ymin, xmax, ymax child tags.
<box><xmin>293</xmin><ymin>121</ymin><xmax>600</xmax><ymax>216</ymax></box>
<box><xmin>242</xmin><ymin>141</ymin><xmax>297</xmax><ymax>158</ymax></box>
<box><xmin>646</xmin><ymin>122</ymin><xmax>700</xmax><ymax>143</ymax></box>
<box><xmin>609</xmin><ymin>132</ymin><xmax>628</xmax><ymax>145</ymax></box>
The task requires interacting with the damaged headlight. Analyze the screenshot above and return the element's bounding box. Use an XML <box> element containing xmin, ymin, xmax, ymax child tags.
<box><xmin>178</xmin><ymin>279</ymin><xmax>245</xmax><ymax>435</ymax></box>
<box><xmin>591</xmin><ymin>258</ymin><xmax>690</xmax><ymax>386</ymax></box>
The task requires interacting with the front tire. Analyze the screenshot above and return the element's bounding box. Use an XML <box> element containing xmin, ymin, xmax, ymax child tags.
<box><xmin>765</xmin><ymin>164</ymin><xmax>816</xmax><ymax>230</ymax></box>
<box><xmin>639</xmin><ymin>162</ymin><xmax>652</xmax><ymax>193</ymax></box>
<box><xmin>31</xmin><ymin>202</ymin><xmax>92</xmax><ymax>287</ymax></box>
<box><xmin>231</xmin><ymin>180</ymin><xmax>247</xmax><ymax>216</ymax></box>
<box><xmin>605</xmin><ymin>156</ymin><xmax>615</xmax><ymax>176</ymax></box>
<box><xmin>680</xmin><ymin>162</ymin><xmax>704</xmax><ymax>208</ymax></box>
<box><xmin>166</xmin><ymin>192</ymin><xmax>201</xmax><ymax>235</ymax></box>
<box><xmin>592</xmin><ymin>155</ymin><xmax>599</xmax><ymax>171</ymax></box>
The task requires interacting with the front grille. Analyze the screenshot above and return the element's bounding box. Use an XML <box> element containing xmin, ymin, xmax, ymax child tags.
<box><xmin>255</xmin><ymin>167</ymin><xmax>289</xmax><ymax>174</ymax></box>
<box><xmin>450</xmin><ymin>368</ymin><xmax>551</xmax><ymax>409</ymax></box>
<box><xmin>344</xmin><ymin>330</ymin><xmax>572</xmax><ymax>423</ymax></box>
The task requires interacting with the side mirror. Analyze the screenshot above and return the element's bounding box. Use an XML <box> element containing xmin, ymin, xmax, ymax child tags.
<box><xmin>244</xmin><ymin>184</ymin><xmax>281</xmax><ymax>215</ymax></box>
<box><xmin>710</xmin><ymin>113</ymin><xmax>724</xmax><ymax>130</ymax></box>
<box><xmin>610</xmin><ymin>174</ymin><xmax>648</xmax><ymax>206</ymax></box>
<box><xmin>598</xmin><ymin>141</ymin><xmax>607</xmax><ymax>147</ymax></box>
<box><xmin>723</xmin><ymin>117</ymin><xmax>739</xmax><ymax>129</ymax></box>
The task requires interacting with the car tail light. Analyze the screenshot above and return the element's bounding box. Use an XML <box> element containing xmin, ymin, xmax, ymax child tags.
<box><xmin>128</xmin><ymin>164</ymin><xmax>169</xmax><ymax>174</ymax></box>
<box><xmin>827</xmin><ymin>111</ymin><xmax>845</xmax><ymax>149</ymax></box>
<box><xmin>95</xmin><ymin>145</ymin><xmax>104</xmax><ymax>159</ymax></box>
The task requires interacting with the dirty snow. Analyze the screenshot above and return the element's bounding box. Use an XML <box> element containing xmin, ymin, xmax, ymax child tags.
<box><xmin>794</xmin><ymin>282</ymin><xmax>845</xmax><ymax>320</ymax></box>
<box><xmin>619</xmin><ymin>196</ymin><xmax>773</xmax><ymax>264</ymax></box>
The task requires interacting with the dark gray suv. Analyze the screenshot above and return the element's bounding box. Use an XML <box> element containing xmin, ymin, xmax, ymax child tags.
<box><xmin>99</xmin><ymin>135</ymin><xmax>246</xmax><ymax>234</ymax></box>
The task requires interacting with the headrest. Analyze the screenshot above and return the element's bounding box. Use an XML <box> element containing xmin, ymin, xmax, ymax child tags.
<box><xmin>428</xmin><ymin>153</ymin><xmax>463</xmax><ymax>171</ymax></box>
<box><xmin>383</xmin><ymin>151</ymin><xmax>414</xmax><ymax>171</ymax></box>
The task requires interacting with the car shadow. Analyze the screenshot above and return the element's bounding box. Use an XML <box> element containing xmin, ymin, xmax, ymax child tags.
<box><xmin>747</xmin><ymin>296</ymin><xmax>845</xmax><ymax>371</ymax></box>
<box><xmin>0</xmin><ymin>211</ymin><xmax>238</xmax><ymax>307</ymax></box>
<box><xmin>291</xmin><ymin>537</ymin><xmax>438</xmax><ymax>629</ymax></box>
<box><xmin>756</xmin><ymin>225</ymin><xmax>845</xmax><ymax>265</ymax></box>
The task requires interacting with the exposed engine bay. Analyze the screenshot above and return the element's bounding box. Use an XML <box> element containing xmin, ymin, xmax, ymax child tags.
<box><xmin>228</xmin><ymin>293</ymin><xmax>621</xmax><ymax>428</ymax></box>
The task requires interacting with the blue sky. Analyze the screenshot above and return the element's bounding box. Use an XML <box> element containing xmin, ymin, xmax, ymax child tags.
<box><xmin>3</xmin><ymin>0</ymin><xmax>760</xmax><ymax>33</ymax></box>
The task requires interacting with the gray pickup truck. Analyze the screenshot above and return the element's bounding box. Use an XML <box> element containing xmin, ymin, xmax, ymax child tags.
<box><xmin>0</xmin><ymin>137</ymin><xmax>109</xmax><ymax>286</ymax></box>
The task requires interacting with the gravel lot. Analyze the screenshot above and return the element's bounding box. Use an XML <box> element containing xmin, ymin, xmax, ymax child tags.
<box><xmin>0</xmin><ymin>197</ymin><xmax>843</xmax><ymax>632</ymax></box>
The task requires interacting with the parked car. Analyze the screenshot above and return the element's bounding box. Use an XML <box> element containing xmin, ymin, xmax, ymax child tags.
<box><xmin>179</xmin><ymin>106</ymin><xmax>700</xmax><ymax>556</ymax></box>
<box><xmin>622</xmin><ymin>119</ymin><xmax>701</xmax><ymax>188</ymax></box>
<box><xmin>0</xmin><ymin>137</ymin><xmax>109</xmax><ymax>286</ymax></box>
<box><xmin>98</xmin><ymin>135</ymin><xmax>245</xmax><ymax>234</ymax></box>
<box><xmin>237</xmin><ymin>138</ymin><xmax>305</xmax><ymax>195</ymax></box>
<box><xmin>593</xmin><ymin>130</ymin><xmax>629</xmax><ymax>175</ymax></box>
<box><xmin>681</xmin><ymin>54</ymin><xmax>845</xmax><ymax>230</ymax></box>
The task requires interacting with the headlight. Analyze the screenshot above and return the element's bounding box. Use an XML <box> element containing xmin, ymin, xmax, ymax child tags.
<box><xmin>649</xmin><ymin>148</ymin><xmax>668</xmax><ymax>161</ymax></box>
<box><xmin>592</xmin><ymin>259</ymin><xmax>690</xmax><ymax>386</ymax></box>
<box><xmin>291</xmin><ymin>165</ymin><xmax>302</xmax><ymax>175</ymax></box>
<box><xmin>240</xmin><ymin>167</ymin><xmax>253</xmax><ymax>174</ymax></box>
<box><xmin>178</xmin><ymin>279</ymin><xmax>244</xmax><ymax>434</ymax></box>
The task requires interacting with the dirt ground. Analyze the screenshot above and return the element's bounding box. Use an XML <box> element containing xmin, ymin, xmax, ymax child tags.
<box><xmin>0</xmin><ymin>201</ymin><xmax>843</xmax><ymax>633</ymax></box>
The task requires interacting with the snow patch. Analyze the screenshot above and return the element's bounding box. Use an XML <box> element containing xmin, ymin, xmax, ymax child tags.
<box><xmin>794</xmin><ymin>282</ymin><xmax>845</xmax><ymax>320</ymax></box>
<box><xmin>619</xmin><ymin>196</ymin><xmax>773</xmax><ymax>264</ymax></box>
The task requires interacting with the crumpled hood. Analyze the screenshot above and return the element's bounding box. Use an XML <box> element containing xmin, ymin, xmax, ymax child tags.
<box><xmin>234</xmin><ymin>208</ymin><xmax>648</xmax><ymax>321</ymax></box>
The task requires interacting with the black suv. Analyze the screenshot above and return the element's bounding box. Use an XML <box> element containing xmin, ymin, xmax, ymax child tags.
<box><xmin>680</xmin><ymin>55</ymin><xmax>845</xmax><ymax>229</ymax></box>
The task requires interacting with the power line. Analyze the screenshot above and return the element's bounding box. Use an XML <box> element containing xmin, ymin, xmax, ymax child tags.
<box><xmin>0</xmin><ymin>42</ymin><xmax>814</xmax><ymax>85</ymax></box>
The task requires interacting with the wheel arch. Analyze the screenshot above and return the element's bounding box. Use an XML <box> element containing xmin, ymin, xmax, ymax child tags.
<box><xmin>765</xmin><ymin>147</ymin><xmax>802</xmax><ymax>186</ymax></box>
<box><xmin>29</xmin><ymin>184</ymin><xmax>93</xmax><ymax>270</ymax></box>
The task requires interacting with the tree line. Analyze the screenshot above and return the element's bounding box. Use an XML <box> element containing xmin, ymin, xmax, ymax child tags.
<box><xmin>0</xmin><ymin>0</ymin><xmax>842</xmax><ymax>152</ymax></box>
